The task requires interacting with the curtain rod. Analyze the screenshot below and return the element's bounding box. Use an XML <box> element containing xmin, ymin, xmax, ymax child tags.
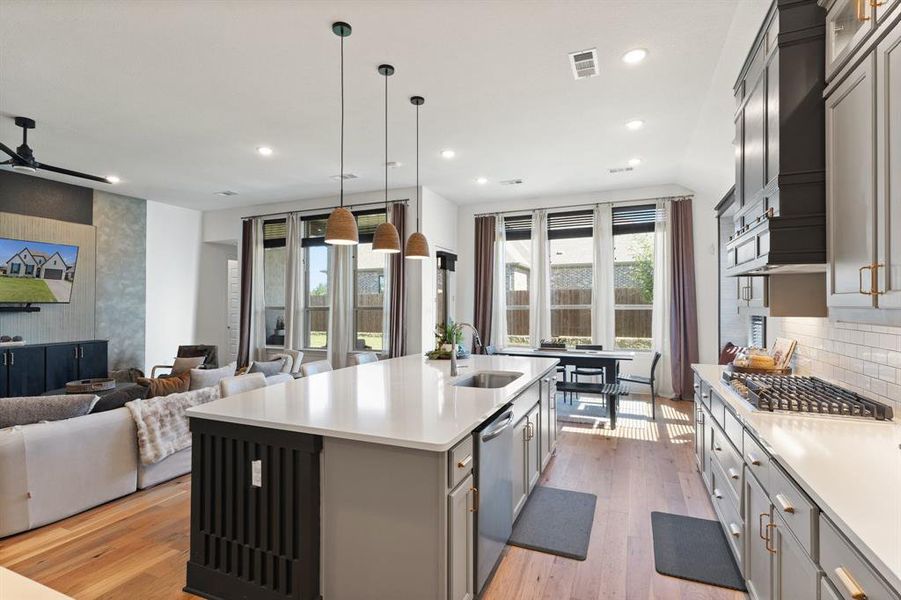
<box><xmin>242</xmin><ymin>198</ymin><xmax>409</xmax><ymax>221</ymax></box>
<box><xmin>472</xmin><ymin>194</ymin><xmax>691</xmax><ymax>219</ymax></box>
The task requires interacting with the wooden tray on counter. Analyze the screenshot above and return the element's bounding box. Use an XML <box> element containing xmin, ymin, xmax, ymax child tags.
<box><xmin>725</xmin><ymin>363</ymin><xmax>792</xmax><ymax>376</ymax></box>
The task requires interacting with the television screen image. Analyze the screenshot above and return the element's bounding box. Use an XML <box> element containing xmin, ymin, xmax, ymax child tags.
<box><xmin>0</xmin><ymin>237</ymin><xmax>79</xmax><ymax>303</ymax></box>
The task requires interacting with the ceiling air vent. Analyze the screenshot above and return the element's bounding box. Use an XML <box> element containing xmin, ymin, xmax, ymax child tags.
<box><xmin>330</xmin><ymin>173</ymin><xmax>358</xmax><ymax>181</ymax></box>
<box><xmin>608</xmin><ymin>167</ymin><xmax>635</xmax><ymax>174</ymax></box>
<box><xmin>569</xmin><ymin>48</ymin><xmax>599</xmax><ymax>80</ymax></box>
<box><xmin>215</xmin><ymin>190</ymin><xmax>239</xmax><ymax>196</ymax></box>
<box><xmin>499</xmin><ymin>179</ymin><xmax>524</xmax><ymax>186</ymax></box>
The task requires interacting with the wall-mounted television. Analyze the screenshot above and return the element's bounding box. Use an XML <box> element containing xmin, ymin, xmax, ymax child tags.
<box><xmin>0</xmin><ymin>237</ymin><xmax>79</xmax><ymax>304</ymax></box>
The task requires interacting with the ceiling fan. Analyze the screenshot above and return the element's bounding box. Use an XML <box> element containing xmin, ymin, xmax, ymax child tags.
<box><xmin>0</xmin><ymin>116</ymin><xmax>110</xmax><ymax>183</ymax></box>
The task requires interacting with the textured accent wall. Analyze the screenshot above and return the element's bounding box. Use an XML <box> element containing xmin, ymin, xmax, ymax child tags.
<box><xmin>0</xmin><ymin>211</ymin><xmax>96</xmax><ymax>342</ymax></box>
<box><xmin>93</xmin><ymin>191</ymin><xmax>146</xmax><ymax>369</ymax></box>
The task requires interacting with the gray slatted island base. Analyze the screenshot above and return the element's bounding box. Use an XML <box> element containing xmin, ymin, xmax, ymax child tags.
<box><xmin>184</xmin><ymin>354</ymin><xmax>560</xmax><ymax>600</ymax></box>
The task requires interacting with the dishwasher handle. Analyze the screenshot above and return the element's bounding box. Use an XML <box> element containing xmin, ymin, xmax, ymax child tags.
<box><xmin>480</xmin><ymin>409</ymin><xmax>514</xmax><ymax>442</ymax></box>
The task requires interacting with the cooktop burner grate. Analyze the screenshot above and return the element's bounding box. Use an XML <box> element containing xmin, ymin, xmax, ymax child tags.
<box><xmin>721</xmin><ymin>372</ymin><xmax>894</xmax><ymax>421</ymax></box>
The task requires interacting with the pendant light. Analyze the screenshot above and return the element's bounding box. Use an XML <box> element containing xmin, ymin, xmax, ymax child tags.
<box><xmin>325</xmin><ymin>21</ymin><xmax>359</xmax><ymax>246</ymax></box>
<box><xmin>405</xmin><ymin>95</ymin><xmax>430</xmax><ymax>260</ymax></box>
<box><xmin>372</xmin><ymin>64</ymin><xmax>401</xmax><ymax>254</ymax></box>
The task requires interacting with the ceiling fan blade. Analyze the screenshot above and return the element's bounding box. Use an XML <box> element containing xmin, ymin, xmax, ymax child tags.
<box><xmin>37</xmin><ymin>162</ymin><xmax>110</xmax><ymax>183</ymax></box>
<box><xmin>0</xmin><ymin>142</ymin><xmax>24</xmax><ymax>161</ymax></box>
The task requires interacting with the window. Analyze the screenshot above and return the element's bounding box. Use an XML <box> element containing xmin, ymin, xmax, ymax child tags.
<box><xmin>503</xmin><ymin>214</ymin><xmax>532</xmax><ymax>346</ymax></box>
<box><xmin>262</xmin><ymin>219</ymin><xmax>287</xmax><ymax>347</ymax></box>
<box><xmin>24</xmin><ymin>263</ymin><xmax>34</xmax><ymax>276</ymax></box>
<box><xmin>612</xmin><ymin>205</ymin><xmax>657</xmax><ymax>350</ymax></box>
<box><xmin>548</xmin><ymin>210</ymin><xmax>593</xmax><ymax>346</ymax></box>
<box><xmin>10</xmin><ymin>262</ymin><xmax>20</xmax><ymax>274</ymax></box>
<box><xmin>300</xmin><ymin>210</ymin><xmax>387</xmax><ymax>352</ymax></box>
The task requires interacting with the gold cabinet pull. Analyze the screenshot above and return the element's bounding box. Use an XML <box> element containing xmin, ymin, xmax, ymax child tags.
<box><xmin>835</xmin><ymin>566</ymin><xmax>867</xmax><ymax>599</ymax></box>
<box><xmin>713</xmin><ymin>488</ymin><xmax>723</xmax><ymax>500</ymax></box>
<box><xmin>858</xmin><ymin>0</ymin><xmax>872</xmax><ymax>20</ymax></box>
<box><xmin>871</xmin><ymin>0</ymin><xmax>885</xmax><ymax>7</ymax></box>
<box><xmin>729</xmin><ymin>522</ymin><xmax>742</xmax><ymax>538</ymax></box>
<box><xmin>457</xmin><ymin>455</ymin><xmax>472</xmax><ymax>469</ymax></box>
<box><xmin>747</xmin><ymin>452</ymin><xmax>762</xmax><ymax>466</ymax></box>
<box><xmin>775</xmin><ymin>493</ymin><xmax>795</xmax><ymax>514</ymax></box>
<box><xmin>765</xmin><ymin>522</ymin><xmax>777</xmax><ymax>553</ymax></box>
<box><xmin>470</xmin><ymin>486</ymin><xmax>479</xmax><ymax>513</ymax></box>
<box><xmin>728</xmin><ymin>467</ymin><xmax>740</xmax><ymax>481</ymax></box>
<box><xmin>860</xmin><ymin>265</ymin><xmax>873</xmax><ymax>295</ymax></box>
<box><xmin>759</xmin><ymin>512</ymin><xmax>770</xmax><ymax>540</ymax></box>
<box><xmin>875</xmin><ymin>263</ymin><xmax>886</xmax><ymax>295</ymax></box>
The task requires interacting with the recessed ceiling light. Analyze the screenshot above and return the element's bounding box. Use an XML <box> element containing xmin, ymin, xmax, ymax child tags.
<box><xmin>440</xmin><ymin>149</ymin><xmax>456</xmax><ymax>159</ymax></box>
<box><xmin>476</xmin><ymin>177</ymin><xmax>488</xmax><ymax>185</ymax></box>
<box><xmin>628</xmin><ymin>157</ymin><xmax>642</xmax><ymax>167</ymax></box>
<box><xmin>625</xmin><ymin>119</ymin><xmax>645</xmax><ymax>131</ymax></box>
<box><xmin>106</xmin><ymin>175</ymin><xmax>120</xmax><ymax>184</ymax></box>
<box><xmin>622</xmin><ymin>48</ymin><xmax>648</xmax><ymax>65</ymax></box>
<box><xmin>257</xmin><ymin>146</ymin><xmax>273</xmax><ymax>156</ymax></box>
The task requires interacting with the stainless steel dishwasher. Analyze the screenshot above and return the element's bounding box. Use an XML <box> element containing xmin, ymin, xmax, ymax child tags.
<box><xmin>474</xmin><ymin>404</ymin><xmax>514</xmax><ymax>594</ymax></box>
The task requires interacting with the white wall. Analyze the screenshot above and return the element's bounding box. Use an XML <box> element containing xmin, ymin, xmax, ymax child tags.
<box><xmin>415</xmin><ymin>187</ymin><xmax>459</xmax><ymax>352</ymax></box>
<box><xmin>676</xmin><ymin>0</ymin><xmax>771</xmax><ymax>363</ymax></box>
<box><xmin>145</xmin><ymin>200</ymin><xmax>203</xmax><ymax>373</ymax></box>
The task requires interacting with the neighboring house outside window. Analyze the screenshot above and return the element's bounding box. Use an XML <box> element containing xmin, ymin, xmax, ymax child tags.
<box><xmin>612</xmin><ymin>205</ymin><xmax>656</xmax><ymax>350</ymax></box>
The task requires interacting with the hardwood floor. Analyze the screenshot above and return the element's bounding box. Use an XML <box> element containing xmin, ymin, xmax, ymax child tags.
<box><xmin>0</xmin><ymin>397</ymin><xmax>745</xmax><ymax>600</ymax></box>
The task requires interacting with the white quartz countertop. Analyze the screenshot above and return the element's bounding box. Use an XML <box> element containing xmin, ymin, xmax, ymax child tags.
<box><xmin>187</xmin><ymin>354</ymin><xmax>558</xmax><ymax>452</ymax></box>
<box><xmin>693</xmin><ymin>364</ymin><xmax>901</xmax><ymax>590</ymax></box>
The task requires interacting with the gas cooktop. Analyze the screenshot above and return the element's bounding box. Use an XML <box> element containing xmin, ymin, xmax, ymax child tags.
<box><xmin>722</xmin><ymin>371</ymin><xmax>894</xmax><ymax>421</ymax></box>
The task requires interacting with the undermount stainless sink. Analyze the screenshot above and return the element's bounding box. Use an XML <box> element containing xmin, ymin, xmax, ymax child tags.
<box><xmin>453</xmin><ymin>371</ymin><xmax>522</xmax><ymax>389</ymax></box>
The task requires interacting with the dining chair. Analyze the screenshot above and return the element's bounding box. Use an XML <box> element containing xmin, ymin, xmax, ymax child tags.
<box><xmin>347</xmin><ymin>352</ymin><xmax>379</xmax><ymax>366</ymax></box>
<box><xmin>617</xmin><ymin>351</ymin><xmax>662</xmax><ymax>420</ymax></box>
<box><xmin>301</xmin><ymin>360</ymin><xmax>333</xmax><ymax>377</ymax></box>
<box><xmin>539</xmin><ymin>342</ymin><xmax>569</xmax><ymax>401</ymax></box>
<box><xmin>571</xmin><ymin>344</ymin><xmax>605</xmax><ymax>403</ymax></box>
<box><xmin>483</xmin><ymin>345</ymin><xmax>497</xmax><ymax>355</ymax></box>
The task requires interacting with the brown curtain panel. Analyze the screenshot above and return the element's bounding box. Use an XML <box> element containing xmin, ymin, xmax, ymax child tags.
<box><xmin>388</xmin><ymin>203</ymin><xmax>407</xmax><ymax>358</ymax></box>
<box><xmin>237</xmin><ymin>219</ymin><xmax>254</xmax><ymax>368</ymax></box>
<box><xmin>472</xmin><ymin>215</ymin><xmax>496</xmax><ymax>353</ymax></box>
<box><xmin>669</xmin><ymin>198</ymin><xmax>699</xmax><ymax>399</ymax></box>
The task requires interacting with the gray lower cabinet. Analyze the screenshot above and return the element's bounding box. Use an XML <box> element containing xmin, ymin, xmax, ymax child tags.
<box><xmin>539</xmin><ymin>375</ymin><xmax>553</xmax><ymax>468</ymax></box>
<box><xmin>821</xmin><ymin>575</ymin><xmax>843</xmax><ymax>600</ymax></box>
<box><xmin>512</xmin><ymin>415</ymin><xmax>528</xmax><ymax>518</ymax></box>
<box><xmin>526</xmin><ymin>404</ymin><xmax>540</xmax><ymax>492</ymax></box>
<box><xmin>448</xmin><ymin>473</ymin><xmax>475</xmax><ymax>600</ymax></box>
<box><xmin>772</xmin><ymin>511</ymin><xmax>819</xmax><ymax>600</ymax></box>
<box><xmin>745</xmin><ymin>469</ymin><xmax>774</xmax><ymax>600</ymax></box>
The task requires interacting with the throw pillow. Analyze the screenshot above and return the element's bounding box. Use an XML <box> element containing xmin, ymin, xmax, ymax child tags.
<box><xmin>189</xmin><ymin>361</ymin><xmax>237</xmax><ymax>391</ymax></box>
<box><xmin>171</xmin><ymin>356</ymin><xmax>206</xmax><ymax>375</ymax></box>
<box><xmin>137</xmin><ymin>371</ymin><xmax>191</xmax><ymax>398</ymax></box>
<box><xmin>0</xmin><ymin>394</ymin><xmax>100</xmax><ymax>429</ymax></box>
<box><xmin>249</xmin><ymin>357</ymin><xmax>286</xmax><ymax>377</ymax></box>
<box><xmin>90</xmin><ymin>383</ymin><xmax>149</xmax><ymax>413</ymax></box>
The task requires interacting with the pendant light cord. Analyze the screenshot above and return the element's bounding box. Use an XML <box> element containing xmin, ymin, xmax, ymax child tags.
<box><xmin>339</xmin><ymin>34</ymin><xmax>345</xmax><ymax>208</ymax></box>
<box><xmin>384</xmin><ymin>70</ymin><xmax>388</xmax><ymax>210</ymax></box>
<box><xmin>416</xmin><ymin>103</ymin><xmax>420</xmax><ymax>233</ymax></box>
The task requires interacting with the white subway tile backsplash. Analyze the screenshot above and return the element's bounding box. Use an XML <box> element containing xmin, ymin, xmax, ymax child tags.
<box><xmin>769</xmin><ymin>317</ymin><xmax>901</xmax><ymax>411</ymax></box>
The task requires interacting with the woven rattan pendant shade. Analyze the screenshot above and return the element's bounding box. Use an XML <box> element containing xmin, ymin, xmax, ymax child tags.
<box><xmin>404</xmin><ymin>231</ymin><xmax>429</xmax><ymax>259</ymax></box>
<box><xmin>324</xmin><ymin>206</ymin><xmax>358</xmax><ymax>245</ymax></box>
<box><xmin>373</xmin><ymin>221</ymin><xmax>401</xmax><ymax>253</ymax></box>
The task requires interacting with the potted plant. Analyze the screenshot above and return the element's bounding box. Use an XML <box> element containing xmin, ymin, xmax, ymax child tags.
<box><xmin>426</xmin><ymin>319</ymin><xmax>468</xmax><ymax>359</ymax></box>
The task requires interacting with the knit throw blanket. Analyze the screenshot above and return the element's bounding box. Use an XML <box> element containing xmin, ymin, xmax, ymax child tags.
<box><xmin>126</xmin><ymin>386</ymin><xmax>220</xmax><ymax>465</ymax></box>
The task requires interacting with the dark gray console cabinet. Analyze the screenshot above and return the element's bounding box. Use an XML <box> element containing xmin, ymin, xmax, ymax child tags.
<box><xmin>0</xmin><ymin>340</ymin><xmax>108</xmax><ymax>398</ymax></box>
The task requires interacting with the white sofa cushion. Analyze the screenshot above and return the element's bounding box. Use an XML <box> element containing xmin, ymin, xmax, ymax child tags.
<box><xmin>189</xmin><ymin>362</ymin><xmax>237</xmax><ymax>391</ymax></box>
<box><xmin>0</xmin><ymin>394</ymin><xmax>99</xmax><ymax>429</ymax></box>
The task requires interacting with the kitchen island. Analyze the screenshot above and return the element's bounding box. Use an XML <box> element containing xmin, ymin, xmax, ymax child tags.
<box><xmin>184</xmin><ymin>353</ymin><xmax>559</xmax><ymax>600</ymax></box>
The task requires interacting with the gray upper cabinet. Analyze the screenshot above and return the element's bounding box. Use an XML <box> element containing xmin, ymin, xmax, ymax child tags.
<box><xmin>876</xmin><ymin>22</ymin><xmax>901</xmax><ymax>307</ymax></box>
<box><xmin>826</xmin><ymin>53</ymin><xmax>877</xmax><ymax>308</ymax></box>
<box><xmin>825</xmin><ymin>0</ymin><xmax>877</xmax><ymax>76</ymax></box>
<box><xmin>744</xmin><ymin>77</ymin><xmax>767</xmax><ymax>203</ymax></box>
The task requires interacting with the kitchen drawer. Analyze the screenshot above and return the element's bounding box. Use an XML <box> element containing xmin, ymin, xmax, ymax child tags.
<box><xmin>743</xmin><ymin>429</ymin><xmax>772</xmax><ymax>491</ymax></box>
<box><xmin>710</xmin><ymin>421</ymin><xmax>743</xmax><ymax>502</ymax></box>
<box><xmin>710</xmin><ymin>451</ymin><xmax>741</xmax><ymax>523</ymax></box>
<box><xmin>696</xmin><ymin>380</ymin><xmax>711</xmax><ymax>409</ymax></box>
<box><xmin>821</xmin><ymin>514</ymin><xmax>901</xmax><ymax>600</ymax></box>
<box><xmin>821</xmin><ymin>574</ymin><xmax>843</xmax><ymax>600</ymax></box>
<box><xmin>711</xmin><ymin>469</ymin><xmax>744</xmax><ymax>569</ymax></box>
<box><xmin>768</xmin><ymin>462</ymin><xmax>817</xmax><ymax>558</ymax></box>
<box><xmin>722</xmin><ymin>406</ymin><xmax>744</xmax><ymax>456</ymax></box>
<box><xmin>448</xmin><ymin>435</ymin><xmax>474</xmax><ymax>489</ymax></box>
<box><xmin>709</xmin><ymin>391</ymin><xmax>726</xmax><ymax>426</ymax></box>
